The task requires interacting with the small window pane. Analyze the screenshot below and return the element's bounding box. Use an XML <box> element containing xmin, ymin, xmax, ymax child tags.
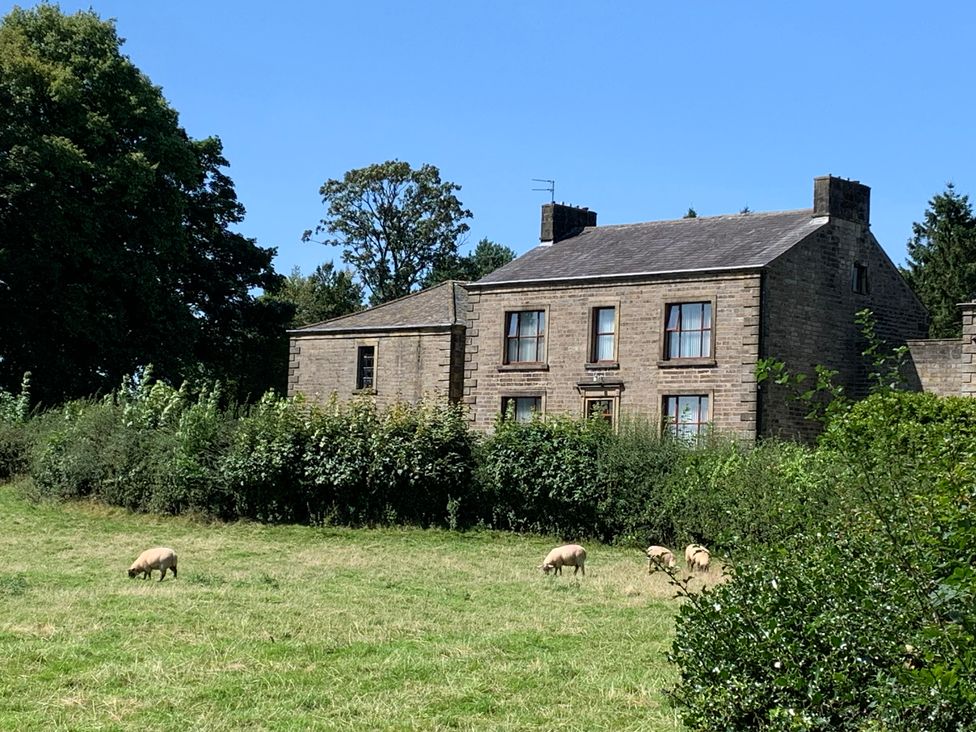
<box><xmin>596</xmin><ymin>334</ymin><xmax>614</xmax><ymax>361</ymax></box>
<box><xmin>507</xmin><ymin>339</ymin><xmax>519</xmax><ymax>363</ymax></box>
<box><xmin>666</xmin><ymin>306</ymin><xmax>680</xmax><ymax>331</ymax></box>
<box><xmin>702</xmin><ymin>303</ymin><xmax>712</xmax><ymax>328</ymax></box>
<box><xmin>596</xmin><ymin>308</ymin><xmax>615</xmax><ymax>333</ymax></box>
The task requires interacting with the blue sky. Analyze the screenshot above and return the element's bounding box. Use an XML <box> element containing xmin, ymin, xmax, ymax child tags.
<box><xmin>8</xmin><ymin>1</ymin><xmax>976</xmax><ymax>277</ymax></box>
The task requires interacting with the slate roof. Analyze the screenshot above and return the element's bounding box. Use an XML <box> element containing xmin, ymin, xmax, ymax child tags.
<box><xmin>289</xmin><ymin>280</ymin><xmax>468</xmax><ymax>334</ymax></box>
<box><xmin>474</xmin><ymin>209</ymin><xmax>829</xmax><ymax>286</ymax></box>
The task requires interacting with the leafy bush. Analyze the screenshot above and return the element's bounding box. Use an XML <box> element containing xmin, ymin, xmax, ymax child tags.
<box><xmin>670</xmin><ymin>391</ymin><xmax>976</xmax><ymax>731</ymax></box>
<box><xmin>477</xmin><ymin>415</ymin><xmax>609</xmax><ymax>538</ymax></box>
<box><xmin>661</xmin><ymin>438</ymin><xmax>835</xmax><ymax>553</ymax></box>
<box><xmin>368</xmin><ymin>400</ymin><xmax>476</xmax><ymax>527</ymax></box>
<box><xmin>303</xmin><ymin>397</ymin><xmax>377</xmax><ymax>524</ymax></box>
<box><xmin>0</xmin><ymin>373</ymin><xmax>33</xmax><ymax>479</ymax></box>
<box><xmin>149</xmin><ymin>383</ymin><xmax>233</xmax><ymax>516</ymax></box>
<box><xmin>31</xmin><ymin>399</ymin><xmax>118</xmax><ymax>499</ymax></box>
<box><xmin>223</xmin><ymin>392</ymin><xmax>313</xmax><ymax>523</ymax></box>
<box><xmin>593</xmin><ymin>417</ymin><xmax>685</xmax><ymax>543</ymax></box>
<box><xmin>670</xmin><ymin>532</ymin><xmax>922</xmax><ymax>731</ymax></box>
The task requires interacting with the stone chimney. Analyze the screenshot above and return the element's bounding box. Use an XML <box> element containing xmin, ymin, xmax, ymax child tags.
<box><xmin>540</xmin><ymin>202</ymin><xmax>597</xmax><ymax>244</ymax></box>
<box><xmin>813</xmin><ymin>175</ymin><xmax>870</xmax><ymax>226</ymax></box>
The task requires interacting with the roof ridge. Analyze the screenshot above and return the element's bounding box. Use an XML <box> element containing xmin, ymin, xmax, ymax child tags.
<box><xmin>298</xmin><ymin>279</ymin><xmax>455</xmax><ymax>330</ymax></box>
<box><xmin>592</xmin><ymin>208</ymin><xmax>815</xmax><ymax>230</ymax></box>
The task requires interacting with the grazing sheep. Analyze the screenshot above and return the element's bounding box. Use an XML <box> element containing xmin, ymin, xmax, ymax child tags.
<box><xmin>645</xmin><ymin>545</ymin><xmax>676</xmax><ymax>573</ymax></box>
<box><xmin>541</xmin><ymin>544</ymin><xmax>586</xmax><ymax>576</ymax></box>
<box><xmin>685</xmin><ymin>543</ymin><xmax>710</xmax><ymax>573</ymax></box>
<box><xmin>128</xmin><ymin>547</ymin><xmax>178</xmax><ymax>582</ymax></box>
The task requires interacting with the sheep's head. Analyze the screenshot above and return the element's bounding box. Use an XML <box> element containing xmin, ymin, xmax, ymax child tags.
<box><xmin>127</xmin><ymin>568</ymin><xmax>138</xmax><ymax>578</ymax></box>
<box><xmin>541</xmin><ymin>563</ymin><xmax>554</xmax><ymax>574</ymax></box>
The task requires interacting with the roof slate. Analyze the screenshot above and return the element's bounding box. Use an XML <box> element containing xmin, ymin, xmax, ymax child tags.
<box><xmin>474</xmin><ymin>209</ymin><xmax>828</xmax><ymax>286</ymax></box>
<box><xmin>289</xmin><ymin>280</ymin><xmax>467</xmax><ymax>334</ymax></box>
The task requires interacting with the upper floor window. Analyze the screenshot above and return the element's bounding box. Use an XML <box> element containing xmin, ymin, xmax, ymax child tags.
<box><xmin>665</xmin><ymin>302</ymin><xmax>712</xmax><ymax>359</ymax></box>
<box><xmin>505</xmin><ymin>310</ymin><xmax>546</xmax><ymax>363</ymax></box>
<box><xmin>356</xmin><ymin>345</ymin><xmax>375</xmax><ymax>390</ymax></box>
<box><xmin>663</xmin><ymin>394</ymin><xmax>710</xmax><ymax>440</ymax></box>
<box><xmin>501</xmin><ymin>395</ymin><xmax>542</xmax><ymax>423</ymax></box>
<box><xmin>852</xmin><ymin>263</ymin><xmax>869</xmax><ymax>294</ymax></box>
<box><xmin>590</xmin><ymin>306</ymin><xmax>616</xmax><ymax>363</ymax></box>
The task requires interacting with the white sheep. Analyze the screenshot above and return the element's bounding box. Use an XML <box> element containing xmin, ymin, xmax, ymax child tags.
<box><xmin>685</xmin><ymin>543</ymin><xmax>710</xmax><ymax>573</ymax></box>
<box><xmin>128</xmin><ymin>547</ymin><xmax>178</xmax><ymax>582</ymax></box>
<box><xmin>540</xmin><ymin>544</ymin><xmax>586</xmax><ymax>576</ymax></box>
<box><xmin>645</xmin><ymin>545</ymin><xmax>676</xmax><ymax>573</ymax></box>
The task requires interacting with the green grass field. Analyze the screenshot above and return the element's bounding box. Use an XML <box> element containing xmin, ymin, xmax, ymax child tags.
<box><xmin>0</xmin><ymin>479</ymin><xmax>703</xmax><ymax>731</ymax></box>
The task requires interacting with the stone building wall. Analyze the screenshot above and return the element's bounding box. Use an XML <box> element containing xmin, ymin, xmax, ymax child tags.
<box><xmin>288</xmin><ymin>327</ymin><xmax>460</xmax><ymax>410</ymax></box>
<box><xmin>464</xmin><ymin>272</ymin><xmax>762</xmax><ymax>438</ymax></box>
<box><xmin>761</xmin><ymin>220</ymin><xmax>929</xmax><ymax>439</ymax></box>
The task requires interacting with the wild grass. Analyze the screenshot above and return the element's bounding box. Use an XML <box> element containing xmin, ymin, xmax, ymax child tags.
<box><xmin>0</xmin><ymin>478</ymin><xmax>714</xmax><ymax>731</ymax></box>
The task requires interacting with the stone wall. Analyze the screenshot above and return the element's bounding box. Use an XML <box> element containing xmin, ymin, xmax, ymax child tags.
<box><xmin>288</xmin><ymin>327</ymin><xmax>461</xmax><ymax>410</ymax></box>
<box><xmin>906</xmin><ymin>339</ymin><xmax>961</xmax><ymax>396</ymax></box>
<box><xmin>464</xmin><ymin>272</ymin><xmax>762</xmax><ymax>438</ymax></box>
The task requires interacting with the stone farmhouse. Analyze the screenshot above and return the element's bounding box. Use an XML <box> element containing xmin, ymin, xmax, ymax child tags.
<box><xmin>288</xmin><ymin>175</ymin><xmax>936</xmax><ymax>440</ymax></box>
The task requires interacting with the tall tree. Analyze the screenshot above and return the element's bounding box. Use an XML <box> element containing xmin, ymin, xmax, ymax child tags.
<box><xmin>0</xmin><ymin>6</ymin><xmax>288</xmax><ymax>405</ymax></box>
<box><xmin>422</xmin><ymin>238</ymin><xmax>516</xmax><ymax>288</ymax></box>
<box><xmin>304</xmin><ymin>160</ymin><xmax>471</xmax><ymax>305</ymax></box>
<box><xmin>902</xmin><ymin>183</ymin><xmax>976</xmax><ymax>338</ymax></box>
<box><xmin>264</xmin><ymin>263</ymin><xmax>363</xmax><ymax>327</ymax></box>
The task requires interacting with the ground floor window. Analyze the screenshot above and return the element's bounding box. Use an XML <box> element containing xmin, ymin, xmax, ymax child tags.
<box><xmin>577</xmin><ymin>380</ymin><xmax>622</xmax><ymax>429</ymax></box>
<box><xmin>501</xmin><ymin>395</ymin><xmax>542</xmax><ymax>423</ymax></box>
<box><xmin>663</xmin><ymin>394</ymin><xmax>710</xmax><ymax>439</ymax></box>
<box><xmin>585</xmin><ymin>397</ymin><xmax>614</xmax><ymax>424</ymax></box>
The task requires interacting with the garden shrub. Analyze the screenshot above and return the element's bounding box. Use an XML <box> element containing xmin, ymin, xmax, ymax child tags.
<box><xmin>0</xmin><ymin>373</ymin><xmax>33</xmax><ymax>480</ymax></box>
<box><xmin>593</xmin><ymin>416</ymin><xmax>685</xmax><ymax>543</ymax></box>
<box><xmin>303</xmin><ymin>397</ymin><xmax>377</xmax><ymax>524</ymax></box>
<box><xmin>149</xmin><ymin>383</ymin><xmax>233</xmax><ymax>516</ymax></box>
<box><xmin>368</xmin><ymin>400</ymin><xmax>476</xmax><ymax>527</ymax></box>
<box><xmin>670</xmin><ymin>391</ymin><xmax>976</xmax><ymax>731</ymax></box>
<box><xmin>31</xmin><ymin>399</ymin><xmax>118</xmax><ymax>499</ymax></box>
<box><xmin>661</xmin><ymin>438</ymin><xmax>835</xmax><ymax>553</ymax></box>
<box><xmin>477</xmin><ymin>414</ymin><xmax>609</xmax><ymax>538</ymax></box>
<box><xmin>223</xmin><ymin>392</ymin><xmax>313</xmax><ymax>523</ymax></box>
<box><xmin>670</xmin><ymin>531</ymin><xmax>923</xmax><ymax>731</ymax></box>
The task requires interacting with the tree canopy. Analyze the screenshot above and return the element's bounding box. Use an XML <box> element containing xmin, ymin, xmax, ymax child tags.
<box><xmin>264</xmin><ymin>263</ymin><xmax>363</xmax><ymax>328</ymax></box>
<box><xmin>421</xmin><ymin>238</ymin><xmax>516</xmax><ymax>288</ymax></box>
<box><xmin>902</xmin><ymin>183</ymin><xmax>976</xmax><ymax>338</ymax></box>
<box><xmin>304</xmin><ymin>160</ymin><xmax>471</xmax><ymax>305</ymax></box>
<box><xmin>0</xmin><ymin>6</ymin><xmax>288</xmax><ymax>405</ymax></box>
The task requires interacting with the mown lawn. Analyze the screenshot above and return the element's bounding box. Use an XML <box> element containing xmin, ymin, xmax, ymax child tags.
<box><xmin>0</xmin><ymin>479</ymin><xmax>701</xmax><ymax>731</ymax></box>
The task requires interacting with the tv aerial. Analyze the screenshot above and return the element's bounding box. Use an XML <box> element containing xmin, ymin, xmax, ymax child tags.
<box><xmin>532</xmin><ymin>178</ymin><xmax>555</xmax><ymax>203</ymax></box>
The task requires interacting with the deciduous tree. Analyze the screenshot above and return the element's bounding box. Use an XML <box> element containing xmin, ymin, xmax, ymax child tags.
<box><xmin>304</xmin><ymin>161</ymin><xmax>471</xmax><ymax>305</ymax></box>
<box><xmin>0</xmin><ymin>6</ymin><xmax>288</xmax><ymax>405</ymax></box>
